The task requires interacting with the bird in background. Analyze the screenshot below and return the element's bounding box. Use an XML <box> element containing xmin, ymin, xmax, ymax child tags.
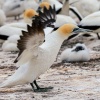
<box><xmin>38</xmin><ymin>1</ymin><xmax>77</xmax><ymax>30</ymax></box>
<box><xmin>3</xmin><ymin>0</ymin><xmax>25</xmax><ymax>20</ymax></box>
<box><xmin>60</xmin><ymin>43</ymin><xmax>90</xmax><ymax>62</ymax></box>
<box><xmin>0</xmin><ymin>9</ymin><xmax>38</xmax><ymax>51</ymax></box>
<box><xmin>78</xmin><ymin>11</ymin><xmax>100</xmax><ymax>40</ymax></box>
<box><xmin>0</xmin><ymin>5</ymin><xmax>91</xmax><ymax>92</ymax></box>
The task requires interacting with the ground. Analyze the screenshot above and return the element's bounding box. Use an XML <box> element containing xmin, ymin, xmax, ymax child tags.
<box><xmin>0</xmin><ymin>38</ymin><xmax>100</xmax><ymax>100</ymax></box>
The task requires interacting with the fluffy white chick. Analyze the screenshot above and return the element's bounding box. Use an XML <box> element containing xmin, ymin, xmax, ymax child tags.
<box><xmin>60</xmin><ymin>43</ymin><xmax>90</xmax><ymax>62</ymax></box>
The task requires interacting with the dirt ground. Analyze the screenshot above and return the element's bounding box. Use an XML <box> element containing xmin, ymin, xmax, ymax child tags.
<box><xmin>0</xmin><ymin>37</ymin><xmax>100</xmax><ymax>100</ymax></box>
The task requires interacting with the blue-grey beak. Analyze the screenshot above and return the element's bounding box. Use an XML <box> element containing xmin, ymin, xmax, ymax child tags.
<box><xmin>73</xmin><ymin>28</ymin><xmax>92</xmax><ymax>33</ymax></box>
<box><xmin>67</xmin><ymin>28</ymin><xmax>92</xmax><ymax>40</ymax></box>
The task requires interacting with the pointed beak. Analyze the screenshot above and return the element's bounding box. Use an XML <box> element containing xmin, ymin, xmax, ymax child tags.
<box><xmin>67</xmin><ymin>28</ymin><xmax>92</xmax><ymax>41</ymax></box>
<box><xmin>73</xmin><ymin>28</ymin><xmax>92</xmax><ymax>33</ymax></box>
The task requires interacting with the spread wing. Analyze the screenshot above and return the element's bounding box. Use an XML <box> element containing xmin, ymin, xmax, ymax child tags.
<box><xmin>14</xmin><ymin>5</ymin><xmax>56</xmax><ymax>66</ymax></box>
<box><xmin>35</xmin><ymin>5</ymin><xmax>56</xmax><ymax>28</ymax></box>
<box><xmin>14</xmin><ymin>19</ymin><xmax>44</xmax><ymax>66</ymax></box>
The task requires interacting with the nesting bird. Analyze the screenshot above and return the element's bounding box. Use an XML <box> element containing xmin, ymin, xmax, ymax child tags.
<box><xmin>78</xmin><ymin>11</ymin><xmax>100</xmax><ymax>39</ymax></box>
<box><xmin>60</xmin><ymin>43</ymin><xmax>90</xmax><ymax>62</ymax></box>
<box><xmin>0</xmin><ymin>6</ymin><xmax>91</xmax><ymax>92</ymax></box>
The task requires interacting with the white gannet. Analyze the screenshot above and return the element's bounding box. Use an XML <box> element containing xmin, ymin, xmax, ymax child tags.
<box><xmin>0</xmin><ymin>9</ymin><xmax>38</xmax><ymax>51</ymax></box>
<box><xmin>78</xmin><ymin>11</ymin><xmax>100</xmax><ymax>39</ymax></box>
<box><xmin>60</xmin><ymin>43</ymin><xmax>90</xmax><ymax>62</ymax></box>
<box><xmin>0</xmin><ymin>6</ymin><xmax>90</xmax><ymax>92</ymax></box>
<box><xmin>3</xmin><ymin>0</ymin><xmax>25</xmax><ymax>20</ymax></box>
<box><xmin>0</xmin><ymin>9</ymin><xmax>38</xmax><ymax>41</ymax></box>
<box><xmin>70</xmin><ymin>0</ymin><xmax>99</xmax><ymax>17</ymax></box>
<box><xmin>2</xmin><ymin>35</ymin><xmax>20</xmax><ymax>51</ymax></box>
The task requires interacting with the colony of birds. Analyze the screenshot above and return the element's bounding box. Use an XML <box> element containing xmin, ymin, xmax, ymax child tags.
<box><xmin>0</xmin><ymin>0</ymin><xmax>100</xmax><ymax>99</ymax></box>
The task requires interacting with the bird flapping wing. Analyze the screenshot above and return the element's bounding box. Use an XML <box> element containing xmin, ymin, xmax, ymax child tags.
<box><xmin>14</xmin><ymin>5</ymin><xmax>56</xmax><ymax>66</ymax></box>
<box><xmin>36</xmin><ymin>5</ymin><xmax>56</xmax><ymax>28</ymax></box>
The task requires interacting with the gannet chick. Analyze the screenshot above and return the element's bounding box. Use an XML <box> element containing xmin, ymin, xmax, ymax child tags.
<box><xmin>0</xmin><ymin>6</ymin><xmax>91</xmax><ymax>92</ymax></box>
<box><xmin>0</xmin><ymin>9</ymin><xmax>6</xmax><ymax>26</ymax></box>
<box><xmin>60</xmin><ymin>43</ymin><xmax>90</xmax><ymax>62</ymax></box>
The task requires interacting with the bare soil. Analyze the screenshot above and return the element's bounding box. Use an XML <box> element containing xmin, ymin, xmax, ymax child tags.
<box><xmin>0</xmin><ymin>38</ymin><xmax>100</xmax><ymax>100</ymax></box>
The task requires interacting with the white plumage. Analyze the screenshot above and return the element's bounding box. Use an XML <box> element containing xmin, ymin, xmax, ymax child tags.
<box><xmin>78</xmin><ymin>11</ymin><xmax>100</xmax><ymax>39</ymax></box>
<box><xmin>60</xmin><ymin>43</ymin><xmax>90</xmax><ymax>62</ymax></box>
<box><xmin>70</xmin><ymin>0</ymin><xmax>99</xmax><ymax>17</ymax></box>
<box><xmin>2</xmin><ymin>35</ymin><xmax>20</xmax><ymax>51</ymax></box>
<box><xmin>79</xmin><ymin>11</ymin><xmax>100</xmax><ymax>26</ymax></box>
<box><xmin>24</xmin><ymin>0</ymin><xmax>39</xmax><ymax>11</ymax></box>
<box><xmin>0</xmin><ymin>8</ymin><xmax>38</xmax><ymax>52</ymax></box>
<box><xmin>55</xmin><ymin>14</ymin><xmax>77</xmax><ymax>28</ymax></box>
<box><xmin>0</xmin><ymin>9</ymin><xmax>6</xmax><ymax>26</ymax></box>
<box><xmin>3</xmin><ymin>0</ymin><xmax>25</xmax><ymax>19</ymax></box>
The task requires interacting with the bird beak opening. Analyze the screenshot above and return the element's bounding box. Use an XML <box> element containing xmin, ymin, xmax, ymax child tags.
<box><xmin>67</xmin><ymin>28</ymin><xmax>92</xmax><ymax>40</ymax></box>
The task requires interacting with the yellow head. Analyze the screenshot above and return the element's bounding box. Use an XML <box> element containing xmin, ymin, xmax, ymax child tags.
<box><xmin>40</xmin><ymin>2</ymin><xmax>50</xmax><ymax>10</ymax></box>
<box><xmin>24</xmin><ymin>9</ymin><xmax>38</xmax><ymax>18</ymax></box>
<box><xmin>24</xmin><ymin>9</ymin><xmax>38</xmax><ymax>23</ymax></box>
<box><xmin>57</xmin><ymin>23</ymin><xmax>92</xmax><ymax>40</ymax></box>
<box><xmin>58</xmin><ymin>24</ymin><xmax>78</xmax><ymax>36</ymax></box>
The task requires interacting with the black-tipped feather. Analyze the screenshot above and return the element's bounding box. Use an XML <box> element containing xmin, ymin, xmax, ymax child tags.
<box><xmin>14</xmin><ymin>19</ymin><xmax>44</xmax><ymax>63</ymax></box>
<box><xmin>14</xmin><ymin>6</ymin><xmax>56</xmax><ymax>63</ymax></box>
<box><xmin>38</xmin><ymin>5</ymin><xmax>56</xmax><ymax>28</ymax></box>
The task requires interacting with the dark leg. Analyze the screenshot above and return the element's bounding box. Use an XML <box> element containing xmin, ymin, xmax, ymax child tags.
<box><xmin>15</xmin><ymin>16</ymin><xmax>17</xmax><ymax>20</ymax></box>
<box><xmin>33</xmin><ymin>80</ymin><xmax>53</xmax><ymax>92</ymax></box>
<box><xmin>96</xmin><ymin>33</ymin><xmax>100</xmax><ymax>39</ymax></box>
<box><xmin>34</xmin><ymin>80</ymin><xmax>40</xmax><ymax>89</ymax></box>
<box><xmin>30</xmin><ymin>83</ymin><xmax>34</xmax><ymax>91</ymax></box>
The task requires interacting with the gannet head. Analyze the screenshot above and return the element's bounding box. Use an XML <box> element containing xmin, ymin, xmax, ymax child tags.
<box><xmin>37</xmin><ymin>2</ymin><xmax>50</xmax><ymax>12</ymax></box>
<box><xmin>57</xmin><ymin>23</ymin><xmax>92</xmax><ymax>40</ymax></box>
<box><xmin>40</xmin><ymin>2</ymin><xmax>50</xmax><ymax>9</ymax></box>
<box><xmin>24</xmin><ymin>9</ymin><xmax>38</xmax><ymax>24</ymax></box>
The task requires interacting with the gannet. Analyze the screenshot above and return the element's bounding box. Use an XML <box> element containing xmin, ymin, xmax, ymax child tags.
<box><xmin>61</xmin><ymin>43</ymin><xmax>90</xmax><ymax>62</ymax></box>
<box><xmin>0</xmin><ymin>6</ymin><xmax>91</xmax><ymax>92</ymax></box>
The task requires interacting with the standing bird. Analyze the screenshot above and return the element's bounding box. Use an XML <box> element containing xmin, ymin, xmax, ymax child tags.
<box><xmin>60</xmin><ymin>43</ymin><xmax>90</xmax><ymax>62</ymax></box>
<box><xmin>0</xmin><ymin>6</ymin><xmax>91</xmax><ymax>92</ymax></box>
<box><xmin>78</xmin><ymin>11</ymin><xmax>100</xmax><ymax>39</ymax></box>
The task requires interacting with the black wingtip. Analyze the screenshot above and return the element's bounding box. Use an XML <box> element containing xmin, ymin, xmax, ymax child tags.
<box><xmin>37</xmin><ymin>5</ymin><xmax>56</xmax><ymax>28</ymax></box>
